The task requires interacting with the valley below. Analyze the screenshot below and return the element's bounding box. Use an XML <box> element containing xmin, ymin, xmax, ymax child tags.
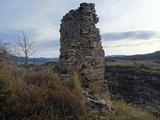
<box><xmin>105</xmin><ymin>57</ymin><xmax>160</xmax><ymax>116</ymax></box>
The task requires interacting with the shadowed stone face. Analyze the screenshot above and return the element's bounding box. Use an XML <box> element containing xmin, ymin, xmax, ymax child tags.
<box><xmin>59</xmin><ymin>3</ymin><xmax>105</xmax><ymax>82</ymax></box>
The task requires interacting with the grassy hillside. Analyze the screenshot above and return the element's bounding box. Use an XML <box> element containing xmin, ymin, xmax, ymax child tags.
<box><xmin>0</xmin><ymin>63</ymin><xmax>157</xmax><ymax>120</ymax></box>
<box><xmin>106</xmin><ymin>58</ymin><xmax>160</xmax><ymax>118</ymax></box>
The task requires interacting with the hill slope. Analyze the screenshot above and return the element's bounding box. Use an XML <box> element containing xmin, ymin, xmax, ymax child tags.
<box><xmin>107</xmin><ymin>51</ymin><xmax>160</xmax><ymax>59</ymax></box>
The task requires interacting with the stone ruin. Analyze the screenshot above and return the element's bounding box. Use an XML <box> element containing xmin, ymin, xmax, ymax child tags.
<box><xmin>59</xmin><ymin>2</ymin><xmax>111</xmax><ymax>115</ymax></box>
<box><xmin>59</xmin><ymin>3</ymin><xmax>105</xmax><ymax>83</ymax></box>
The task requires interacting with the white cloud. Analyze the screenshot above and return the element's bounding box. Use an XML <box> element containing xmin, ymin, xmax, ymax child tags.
<box><xmin>98</xmin><ymin>0</ymin><xmax>160</xmax><ymax>33</ymax></box>
<box><xmin>103</xmin><ymin>38</ymin><xmax>160</xmax><ymax>56</ymax></box>
<box><xmin>31</xmin><ymin>24</ymin><xmax>59</xmax><ymax>41</ymax></box>
<box><xmin>0</xmin><ymin>0</ymin><xmax>160</xmax><ymax>57</ymax></box>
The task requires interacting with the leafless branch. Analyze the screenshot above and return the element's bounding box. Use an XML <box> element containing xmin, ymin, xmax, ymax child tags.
<box><xmin>15</xmin><ymin>30</ymin><xmax>38</xmax><ymax>69</ymax></box>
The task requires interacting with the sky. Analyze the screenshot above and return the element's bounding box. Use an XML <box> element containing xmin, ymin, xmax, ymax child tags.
<box><xmin>0</xmin><ymin>0</ymin><xmax>160</xmax><ymax>57</ymax></box>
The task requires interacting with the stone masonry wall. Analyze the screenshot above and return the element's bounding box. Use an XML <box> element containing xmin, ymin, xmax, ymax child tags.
<box><xmin>59</xmin><ymin>3</ymin><xmax>105</xmax><ymax>82</ymax></box>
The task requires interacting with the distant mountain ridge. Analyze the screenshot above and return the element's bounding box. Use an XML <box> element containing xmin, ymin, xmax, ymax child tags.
<box><xmin>14</xmin><ymin>56</ymin><xmax>59</xmax><ymax>64</ymax></box>
<box><xmin>14</xmin><ymin>51</ymin><xmax>160</xmax><ymax>64</ymax></box>
<box><xmin>107</xmin><ymin>51</ymin><xmax>160</xmax><ymax>59</ymax></box>
<box><xmin>106</xmin><ymin>55</ymin><xmax>126</xmax><ymax>58</ymax></box>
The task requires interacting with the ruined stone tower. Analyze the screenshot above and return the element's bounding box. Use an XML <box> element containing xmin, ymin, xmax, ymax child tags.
<box><xmin>60</xmin><ymin>3</ymin><xmax>105</xmax><ymax>82</ymax></box>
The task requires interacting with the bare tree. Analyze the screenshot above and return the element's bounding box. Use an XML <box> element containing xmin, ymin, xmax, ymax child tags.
<box><xmin>16</xmin><ymin>31</ymin><xmax>38</xmax><ymax>69</ymax></box>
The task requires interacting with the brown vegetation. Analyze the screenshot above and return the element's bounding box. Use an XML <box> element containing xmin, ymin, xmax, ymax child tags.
<box><xmin>0</xmin><ymin>63</ymin><xmax>157</xmax><ymax>120</ymax></box>
<box><xmin>0</xmin><ymin>64</ymin><xmax>92</xmax><ymax>120</ymax></box>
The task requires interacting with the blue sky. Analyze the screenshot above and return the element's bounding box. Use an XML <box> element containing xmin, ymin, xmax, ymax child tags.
<box><xmin>0</xmin><ymin>0</ymin><xmax>160</xmax><ymax>57</ymax></box>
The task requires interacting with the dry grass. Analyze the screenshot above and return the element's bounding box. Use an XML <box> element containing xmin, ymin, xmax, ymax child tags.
<box><xmin>0</xmin><ymin>64</ymin><xmax>93</xmax><ymax>120</ymax></box>
<box><xmin>0</xmin><ymin>64</ymin><xmax>158</xmax><ymax>120</ymax></box>
<box><xmin>89</xmin><ymin>81</ymin><xmax>101</xmax><ymax>95</ymax></box>
<box><xmin>105</xmin><ymin>100</ymin><xmax>157</xmax><ymax>120</ymax></box>
<box><xmin>64</xmin><ymin>73</ymin><xmax>81</xmax><ymax>91</ymax></box>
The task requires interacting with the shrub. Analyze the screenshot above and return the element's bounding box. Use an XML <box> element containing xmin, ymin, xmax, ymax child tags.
<box><xmin>0</xmin><ymin>65</ymin><xmax>93</xmax><ymax>120</ymax></box>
